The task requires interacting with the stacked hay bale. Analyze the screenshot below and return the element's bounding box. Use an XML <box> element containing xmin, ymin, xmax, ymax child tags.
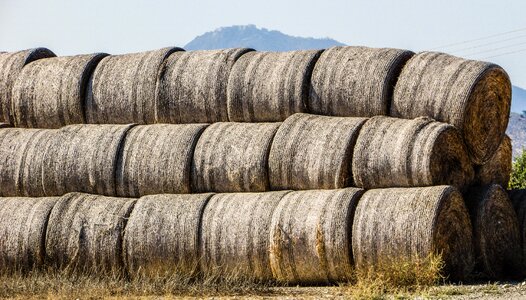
<box><xmin>474</xmin><ymin>135</ymin><xmax>512</xmax><ymax>187</ymax></box>
<box><xmin>508</xmin><ymin>189</ymin><xmax>526</xmax><ymax>272</ymax></box>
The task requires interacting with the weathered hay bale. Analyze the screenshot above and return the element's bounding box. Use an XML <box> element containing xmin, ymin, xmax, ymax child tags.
<box><xmin>508</xmin><ymin>189</ymin><xmax>526</xmax><ymax>273</ymax></box>
<box><xmin>0</xmin><ymin>123</ymin><xmax>10</xmax><ymax>128</ymax></box>
<box><xmin>156</xmin><ymin>48</ymin><xmax>253</xmax><ymax>123</ymax></box>
<box><xmin>227</xmin><ymin>50</ymin><xmax>322</xmax><ymax>122</ymax></box>
<box><xmin>192</xmin><ymin>122</ymin><xmax>280</xmax><ymax>192</ymax></box>
<box><xmin>201</xmin><ymin>191</ymin><xmax>289</xmax><ymax>281</ymax></box>
<box><xmin>474</xmin><ymin>135</ymin><xmax>512</xmax><ymax>187</ymax></box>
<box><xmin>269</xmin><ymin>113</ymin><xmax>367</xmax><ymax>190</ymax></box>
<box><xmin>309</xmin><ymin>46</ymin><xmax>414</xmax><ymax>117</ymax></box>
<box><xmin>45</xmin><ymin>192</ymin><xmax>136</xmax><ymax>274</ymax></box>
<box><xmin>124</xmin><ymin>193</ymin><xmax>213</xmax><ymax>277</ymax></box>
<box><xmin>464</xmin><ymin>184</ymin><xmax>522</xmax><ymax>279</ymax></box>
<box><xmin>352</xmin><ymin>116</ymin><xmax>474</xmax><ymax>189</ymax></box>
<box><xmin>11</xmin><ymin>53</ymin><xmax>108</xmax><ymax>128</ymax></box>
<box><xmin>269</xmin><ymin>188</ymin><xmax>363</xmax><ymax>283</ymax></box>
<box><xmin>116</xmin><ymin>124</ymin><xmax>208</xmax><ymax>197</ymax></box>
<box><xmin>392</xmin><ymin>52</ymin><xmax>512</xmax><ymax>164</ymax></box>
<box><xmin>85</xmin><ymin>47</ymin><xmax>182</xmax><ymax>124</ymax></box>
<box><xmin>42</xmin><ymin>124</ymin><xmax>133</xmax><ymax>196</ymax></box>
<box><xmin>353</xmin><ymin>186</ymin><xmax>473</xmax><ymax>280</ymax></box>
<box><xmin>0</xmin><ymin>197</ymin><xmax>58</xmax><ymax>272</ymax></box>
<box><xmin>0</xmin><ymin>48</ymin><xmax>56</xmax><ymax>124</ymax></box>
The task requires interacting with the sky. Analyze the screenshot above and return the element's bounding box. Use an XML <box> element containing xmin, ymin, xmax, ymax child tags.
<box><xmin>2</xmin><ymin>0</ymin><xmax>526</xmax><ymax>87</ymax></box>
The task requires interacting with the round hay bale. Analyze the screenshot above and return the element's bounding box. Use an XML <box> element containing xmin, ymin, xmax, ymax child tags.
<box><xmin>352</xmin><ymin>116</ymin><xmax>474</xmax><ymax>190</ymax></box>
<box><xmin>42</xmin><ymin>124</ymin><xmax>134</xmax><ymax>196</ymax></box>
<box><xmin>227</xmin><ymin>50</ymin><xmax>322</xmax><ymax>122</ymax></box>
<box><xmin>156</xmin><ymin>48</ymin><xmax>253</xmax><ymax>123</ymax></box>
<box><xmin>45</xmin><ymin>192</ymin><xmax>136</xmax><ymax>274</ymax></box>
<box><xmin>85</xmin><ymin>47</ymin><xmax>182</xmax><ymax>124</ymax></box>
<box><xmin>123</xmin><ymin>193</ymin><xmax>213</xmax><ymax>277</ymax></box>
<box><xmin>0</xmin><ymin>197</ymin><xmax>58</xmax><ymax>273</ymax></box>
<box><xmin>269</xmin><ymin>113</ymin><xmax>367</xmax><ymax>190</ymax></box>
<box><xmin>474</xmin><ymin>135</ymin><xmax>512</xmax><ymax>187</ymax></box>
<box><xmin>353</xmin><ymin>186</ymin><xmax>474</xmax><ymax>281</ymax></box>
<box><xmin>309</xmin><ymin>46</ymin><xmax>414</xmax><ymax>117</ymax></box>
<box><xmin>0</xmin><ymin>123</ymin><xmax>10</xmax><ymax>128</ymax></box>
<box><xmin>508</xmin><ymin>189</ymin><xmax>526</xmax><ymax>273</ymax></box>
<box><xmin>192</xmin><ymin>122</ymin><xmax>280</xmax><ymax>192</ymax></box>
<box><xmin>464</xmin><ymin>184</ymin><xmax>522</xmax><ymax>279</ymax></box>
<box><xmin>201</xmin><ymin>191</ymin><xmax>290</xmax><ymax>281</ymax></box>
<box><xmin>391</xmin><ymin>52</ymin><xmax>512</xmax><ymax>165</ymax></box>
<box><xmin>0</xmin><ymin>48</ymin><xmax>56</xmax><ymax>124</ymax></box>
<box><xmin>269</xmin><ymin>188</ymin><xmax>363</xmax><ymax>284</ymax></box>
<box><xmin>11</xmin><ymin>53</ymin><xmax>108</xmax><ymax>128</ymax></box>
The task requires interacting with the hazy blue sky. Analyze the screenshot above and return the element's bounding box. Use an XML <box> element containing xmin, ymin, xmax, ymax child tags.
<box><xmin>2</xmin><ymin>0</ymin><xmax>526</xmax><ymax>87</ymax></box>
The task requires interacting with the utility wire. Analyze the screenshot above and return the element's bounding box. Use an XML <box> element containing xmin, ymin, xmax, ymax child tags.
<box><xmin>480</xmin><ymin>48</ymin><xmax>526</xmax><ymax>60</ymax></box>
<box><xmin>461</xmin><ymin>40</ymin><xmax>526</xmax><ymax>57</ymax></box>
<box><xmin>449</xmin><ymin>34</ymin><xmax>526</xmax><ymax>54</ymax></box>
<box><xmin>430</xmin><ymin>27</ymin><xmax>526</xmax><ymax>50</ymax></box>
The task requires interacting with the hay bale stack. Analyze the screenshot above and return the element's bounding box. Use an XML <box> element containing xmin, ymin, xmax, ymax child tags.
<box><xmin>0</xmin><ymin>197</ymin><xmax>58</xmax><ymax>272</ymax></box>
<box><xmin>227</xmin><ymin>50</ymin><xmax>322</xmax><ymax>122</ymax></box>
<box><xmin>475</xmin><ymin>135</ymin><xmax>512</xmax><ymax>187</ymax></box>
<box><xmin>201</xmin><ymin>191</ymin><xmax>289</xmax><ymax>281</ymax></box>
<box><xmin>156</xmin><ymin>48</ymin><xmax>253</xmax><ymax>123</ymax></box>
<box><xmin>85</xmin><ymin>47</ymin><xmax>182</xmax><ymax>124</ymax></box>
<box><xmin>392</xmin><ymin>52</ymin><xmax>512</xmax><ymax>164</ymax></box>
<box><xmin>309</xmin><ymin>46</ymin><xmax>414</xmax><ymax>117</ymax></box>
<box><xmin>352</xmin><ymin>116</ymin><xmax>474</xmax><ymax>189</ymax></box>
<box><xmin>353</xmin><ymin>186</ymin><xmax>473</xmax><ymax>280</ymax></box>
<box><xmin>192</xmin><ymin>122</ymin><xmax>280</xmax><ymax>192</ymax></box>
<box><xmin>11</xmin><ymin>53</ymin><xmax>108</xmax><ymax>128</ymax></box>
<box><xmin>269</xmin><ymin>188</ymin><xmax>363</xmax><ymax>283</ymax></box>
<box><xmin>116</xmin><ymin>124</ymin><xmax>208</xmax><ymax>197</ymax></box>
<box><xmin>45</xmin><ymin>193</ymin><xmax>136</xmax><ymax>274</ymax></box>
<box><xmin>269</xmin><ymin>113</ymin><xmax>367</xmax><ymax>190</ymax></box>
<box><xmin>0</xmin><ymin>48</ymin><xmax>56</xmax><ymax>124</ymax></box>
<box><xmin>0</xmin><ymin>123</ymin><xmax>10</xmax><ymax>128</ymax></box>
<box><xmin>508</xmin><ymin>189</ymin><xmax>526</xmax><ymax>272</ymax></box>
<box><xmin>124</xmin><ymin>193</ymin><xmax>213</xmax><ymax>277</ymax></box>
<box><xmin>43</xmin><ymin>124</ymin><xmax>133</xmax><ymax>196</ymax></box>
<box><xmin>464</xmin><ymin>184</ymin><xmax>522</xmax><ymax>279</ymax></box>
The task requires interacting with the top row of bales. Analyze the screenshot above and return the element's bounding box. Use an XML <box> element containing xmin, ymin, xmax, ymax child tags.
<box><xmin>0</xmin><ymin>46</ymin><xmax>511</xmax><ymax>164</ymax></box>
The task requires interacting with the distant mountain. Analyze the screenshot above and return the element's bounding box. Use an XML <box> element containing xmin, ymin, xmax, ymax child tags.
<box><xmin>507</xmin><ymin>112</ymin><xmax>526</xmax><ymax>158</ymax></box>
<box><xmin>512</xmin><ymin>85</ymin><xmax>526</xmax><ymax>113</ymax></box>
<box><xmin>185</xmin><ymin>25</ymin><xmax>345</xmax><ymax>51</ymax></box>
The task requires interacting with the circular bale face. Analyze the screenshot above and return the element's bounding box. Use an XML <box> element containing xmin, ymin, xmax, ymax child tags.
<box><xmin>227</xmin><ymin>50</ymin><xmax>322</xmax><ymax>122</ymax></box>
<box><xmin>115</xmin><ymin>124</ymin><xmax>208</xmax><ymax>197</ymax></box>
<box><xmin>392</xmin><ymin>52</ymin><xmax>511</xmax><ymax>165</ymax></box>
<box><xmin>352</xmin><ymin>186</ymin><xmax>474</xmax><ymax>281</ymax></box>
<box><xmin>508</xmin><ymin>189</ymin><xmax>526</xmax><ymax>273</ymax></box>
<box><xmin>352</xmin><ymin>116</ymin><xmax>474</xmax><ymax>190</ymax></box>
<box><xmin>269</xmin><ymin>113</ymin><xmax>367</xmax><ymax>190</ymax></box>
<box><xmin>269</xmin><ymin>188</ymin><xmax>363</xmax><ymax>284</ymax></box>
<box><xmin>0</xmin><ymin>197</ymin><xmax>58</xmax><ymax>273</ymax></box>
<box><xmin>45</xmin><ymin>193</ymin><xmax>136</xmax><ymax>274</ymax></box>
<box><xmin>123</xmin><ymin>193</ymin><xmax>213</xmax><ymax>278</ymax></box>
<box><xmin>200</xmin><ymin>191</ymin><xmax>290</xmax><ymax>281</ymax></box>
<box><xmin>474</xmin><ymin>135</ymin><xmax>512</xmax><ymax>187</ymax></box>
<box><xmin>0</xmin><ymin>48</ymin><xmax>56</xmax><ymax>124</ymax></box>
<box><xmin>85</xmin><ymin>47</ymin><xmax>182</xmax><ymax>124</ymax></box>
<box><xmin>156</xmin><ymin>48</ymin><xmax>253</xmax><ymax>124</ymax></box>
<box><xmin>309</xmin><ymin>46</ymin><xmax>414</xmax><ymax>117</ymax></box>
<box><xmin>11</xmin><ymin>53</ymin><xmax>108</xmax><ymax>128</ymax></box>
<box><xmin>191</xmin><ymin>122</ymin><xmax>280</xmax><ymax>193</ymax></box>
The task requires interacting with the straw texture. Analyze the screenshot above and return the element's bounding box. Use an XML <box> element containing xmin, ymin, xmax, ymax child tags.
<box><xmin>475</xmin><ymin>135</ymin><xmax>512</xmax><ymax>187</ymax></box>
<box><xmin>508</xmin><ymin>189</ymin><xmax>526</xmax><ymax>273</ymax></box>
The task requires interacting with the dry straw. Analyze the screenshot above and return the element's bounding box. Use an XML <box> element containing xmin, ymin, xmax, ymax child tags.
<box><xmin>508</xmin><ymin>189</ymin><xmax>526</xmax><ymax>274</ymax></box>
<box><xmin>0</xmin><ymin>48</ymin><xmax>55</xmax><ymax>124</ymax></box>
<box><xmin>192</xmin><ymin>122</ymin><xmax>280</xmax><ymax>192</ymax></box>
<box><xmin>309</xmin><ymin>46</ymin><xmax>413</xmax><ymax>117</ymax></box>
<box><xmin>156</xmin><ymin>48</ymin><xmax>253</xmax><ymax>123</ymax></box>
<box><xmin>116</xmin><ymin>124</ymin><xmax>208</xmax><ymax>197</ymax></box>
<box><xmin>0</xmin><ymin>123</ymin><xmax>10</xmax><ymax>128</ymax></box>
<box><xmin>474</xmin><ymin>135</ymin><xmax>512</xmax><ymax>187</ymax></box>
<box><xmin>123</xmin><ymin>193</ymin><xmax>213</xmax><ymax>278</ymax></box>
<box><xmin>85</xmin><ymin>47</ymin><xmax>182</xmax><ymax>124</ymax></box>
<box><xmin>269</xmin><ymin>113</ymin><xmax>367</xmax><ymax>190</ymax></box>
<box><xmin>464</xmin><ymin>184</ymin><xmax>522</xmax><ymax>279</ymax></box>
<box><xmin>269</xmin><ymin>188</ymin><xmax>364</xmax><ymax>284</ymax></box>
<box><xmin>227</xmin><ymin>50</ymin><xmax>322</xmax><ymax>122</ymax></box>
<box><xmin>352</xmin><ymin>186</ymin><xmax>474</xmax><ymax>281</ymax></box>
<box><xmin>200</xmin><ymin>191</ymin><xmax>290</xmax><ymax>281</ymax></box>
<box><xmin>45</xmin><ymin>193</ymin><xmax>136</xmax><ymax>274</ymax></box>
<box><xmin>392</xmin><ymin>52</ymin><xmax>512</xmax><ymax>165</ymax></box>
<box><xmin>11</xmin><ymin>53</ymin><xmax>108</xmax><ymax>128</ymax></box>
<box><xmin>352</xmin><ymin>116</ymin><xmax>474</xmax><ymax>190</ymax></box>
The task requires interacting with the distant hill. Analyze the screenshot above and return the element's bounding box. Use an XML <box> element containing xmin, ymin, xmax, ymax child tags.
<box><xmin>512</xmin><ymin>85</ymin><xmax>526</xmax><ymax>113</ymax></box>
<box><xmin>507</xmin><ymin>112</ymin><xmax>526</xmax><ymax>158</ymax></box>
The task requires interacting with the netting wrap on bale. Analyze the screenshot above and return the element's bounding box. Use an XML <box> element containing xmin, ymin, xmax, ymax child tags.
<box><xmin>309</xmin><ymin>46</ymin><xmax>414</xmax><ymax>117</ymax></box>
<box><xmin>156</xmin><ymin>48</ymin><xmax>253</xmax><ymax>123</ymax></box>
<box><xmin>474</xmin><ymin>135</ymin><xmax>512</xmax><ymax>188</ymax></box>
<box><xmin>392</xmin><ymin>52</ymin><xmax>512</xmax><ymax>164</ymax></box>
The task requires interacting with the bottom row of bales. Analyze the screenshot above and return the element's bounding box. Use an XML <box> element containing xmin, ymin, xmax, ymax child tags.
<box><xmin>0</xmin><ymin>185</ymin><xmax>523</xmax><ymax>283</ymax></box>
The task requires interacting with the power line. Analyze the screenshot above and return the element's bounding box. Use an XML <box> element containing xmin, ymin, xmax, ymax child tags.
<box><xmin>450</xmin><ymin>34</ymin><xmax>526</xmax><ymax>54</ymax></box>
<box><xmin>430</xmin><ymin>27</ymin><xmax>526</xmax><ymax>50</ymax></box>
<box><xmin>461</xmin><ymin>40</ymin><xmax>526</xmax><ymax>57</ymax></box>
<box><xmin>480</xmin><ymin>48</ymin><xmax>526</xmax><ymax>60</ymax></box>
